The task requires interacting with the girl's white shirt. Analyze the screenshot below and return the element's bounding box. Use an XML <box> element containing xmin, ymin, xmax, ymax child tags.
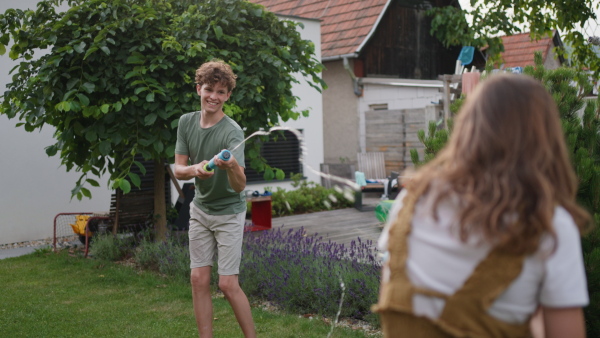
<box><xmin>378</xmin><ymin>188</ymin><xmax>589</xmax><ymax>324</ymax></box>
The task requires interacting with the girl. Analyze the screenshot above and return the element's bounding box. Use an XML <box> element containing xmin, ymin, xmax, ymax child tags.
<box><xmin>373</xmin><ymin>74</ymin><xmax>591</xmax><ymax>337</ymax></box>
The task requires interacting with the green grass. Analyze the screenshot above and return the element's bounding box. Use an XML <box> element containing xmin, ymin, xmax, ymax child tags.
<box><xmin>0</xmin><ymin>249</ymin><xmax>374</xmax><ymax>337</ymax></box>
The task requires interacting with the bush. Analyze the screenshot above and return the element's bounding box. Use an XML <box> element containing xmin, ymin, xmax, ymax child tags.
<box><xmin>106</xmin><ymin>179</ymin><xmax>379</xmax><ymax>327</ymax></box>
<box><xmin>89</xmin><ymin>233</ymin><xmax>133</xmax><ymax>261</ymax></box>
<box><xmin>135</xmin><ymin>231</ymin><xmax>194</xmax><ymax>283</ymax></box>
<box><xmin>240</xmin><ymin>227</ymin><xmax>381</xmax><ymax>326</ymax></box>
<box><xmin>582</xmin><ymin>222</ymin><xmax>600</xmax><ymax>336</ymax></box>
<box><xmin>253</xmin><ymin>174</ymin><xmax>354</xmax><ymax>217</ymax></box>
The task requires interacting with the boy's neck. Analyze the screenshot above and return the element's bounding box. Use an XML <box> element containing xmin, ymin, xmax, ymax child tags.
<box><xmin>200</xmin><ymin>110</ymin><xmax>225</xmax><ymax>128</ymax></box>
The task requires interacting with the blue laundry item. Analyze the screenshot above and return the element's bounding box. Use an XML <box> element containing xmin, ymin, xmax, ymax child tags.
<box><xmin>458</xmin><ymin>46</ymin><xmax>475</xmax><ymax>66</ymax></box>
<box><xmin>355</xmin><ymin>171</ymin><xmax>367</xmax><ymax>187</ymax></box>
<box><xmin>509</xmin><ymin>67</ymin><xmax>523</xmax><ymax>74</ymax></box>
<box><xmin>262</xmin><ymin>191</ymin><xmax>272</xmax><ymax>196</ymax></box>
<box><xmin>366</xmin><ymin>179</ymin><xmax>378</xmax><ymax>183</ymax></box>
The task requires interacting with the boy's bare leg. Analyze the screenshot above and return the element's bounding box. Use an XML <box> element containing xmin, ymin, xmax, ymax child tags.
<box><xmin>191</xmin><ymin>266</ymin><xmax>213</xmax><ymax>338</ymax></box>
<box><xmin>219</xmin><ymin>274</ymin><xmax>256</xmax><ymax>338</ymax></box>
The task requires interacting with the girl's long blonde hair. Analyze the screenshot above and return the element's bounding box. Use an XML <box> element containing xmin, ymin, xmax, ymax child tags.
<box><xmin>408</xmin><ymin>74</ymin><xmax>591</xmax><ymax>254</ymax></box>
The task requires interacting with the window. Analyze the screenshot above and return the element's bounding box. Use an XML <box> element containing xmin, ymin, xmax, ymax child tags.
<box><xmin>244</xmin><ymin>130</ymin><xmax>303</xmax><ymax>182</ymax></box>
<box><xmin>369</xmin><ymin>103</ymin><xmax>388</xmax><ymax>111</ymax></box>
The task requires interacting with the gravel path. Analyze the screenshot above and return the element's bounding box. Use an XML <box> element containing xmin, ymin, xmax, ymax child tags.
<box><xmin>0</xmin><ymin>235</ymin><xmax>83</xmax><ymax>251</ymax></box>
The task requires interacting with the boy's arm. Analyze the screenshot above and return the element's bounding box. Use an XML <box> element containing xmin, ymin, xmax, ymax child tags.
<box><xmin>215</xmin><ymin>154</ymin><xmax>246</xmax><ymax>193</ymax></box>
<box><xmin>174</xmin><ymin>154</ymin><xmax>213</xmax><ymax>180</ymax></box>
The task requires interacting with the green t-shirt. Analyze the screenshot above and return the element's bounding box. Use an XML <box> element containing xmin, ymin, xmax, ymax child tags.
<box><xmin>175</xmin><ymin>111</ymin><xmax>246</xmax><ymax>215</ymax></box>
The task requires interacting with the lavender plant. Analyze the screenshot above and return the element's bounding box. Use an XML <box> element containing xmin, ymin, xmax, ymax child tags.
<box><xmin>89</xmin><ymin>233</ymin><xmax>133</xmax><ymax>261</ymax></box>
<box><xmin>129</xmin><ymin>226</ymin><xmax>382</xmax><ymax>326</ymax></box>
<box><xmin>240</xmin><ymin>228</ymin><xmax>381</xmax><ymax>325</ymax></box>
<box><xmin>135</xmin><ymin>231</ymin><xmax>194</xmax><ymax>283</ymax></box>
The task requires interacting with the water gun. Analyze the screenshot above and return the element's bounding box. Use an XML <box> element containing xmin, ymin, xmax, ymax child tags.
<box><xmin>203</xmin><ymin>149</ymin><xmax>231</xmax><ymax>172</ymax></box>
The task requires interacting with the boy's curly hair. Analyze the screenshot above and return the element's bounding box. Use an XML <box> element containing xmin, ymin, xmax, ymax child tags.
<box><xmin>195</xmin><ymin>59</ymin><xmax>237</xmax><ymax>92</ymax></box>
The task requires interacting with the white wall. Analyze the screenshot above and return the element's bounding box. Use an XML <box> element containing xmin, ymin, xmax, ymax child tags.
<box><xmin>321</xmin><ymin>60</ymin><xmax>360</xmax><ymax>164</ymax></box>
<box><xmin>0</xmin><ymin>1</ymin><xmax>112</xmax><ymax>245</ymax></box>
<box><xmin>172</xmin><ymin>16</ymin><xmax>324</xmax><ymax>200</ymax></box>
<box><xmin>263</xmin><ymin>16</ymin><xmax>323</xmax><ymax>191</ymax></box>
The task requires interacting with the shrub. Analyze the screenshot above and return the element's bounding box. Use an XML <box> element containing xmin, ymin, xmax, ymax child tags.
<box><xmin>253</xmin><ymin>174</ymin><xmax>354</xmax><ymax>217</ymax></box>
<box><xmin>89</xmin><ymin>233</ymin><xmax>133</xmax><ymax>261</ymax></box>
<box><xmin>240</xmin><ymin>227</ymin><xmax>381</xmax><ymax>326</ymax></box>
<box><xmin>123</xmin><ymin>226</ymin><xmax>381</xmax><ymax>327</ymax></box>
<box><xmin>582</xmin><ymin>220</ymin><xmax>600</xmax><ymax>336</ymax></box>
<box><xmin>135</xmin><ymin>231</ymin><xmax>193</xmax><ymax>283</ymax></box>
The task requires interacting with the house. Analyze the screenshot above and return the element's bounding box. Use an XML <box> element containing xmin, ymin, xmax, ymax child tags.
<box><xmin>251</xmin><ymin>0</ymin><xmax>461</xmax><ymax>174</ymax></box>
<box><xmin>495</xmin><ymin>31</ymin><xmax>565</xmax><ymax>70</ymax></box>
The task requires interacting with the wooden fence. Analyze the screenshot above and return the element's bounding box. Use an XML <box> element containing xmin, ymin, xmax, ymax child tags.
<box><xmin>364</xmin><ymin>108</ymin><xmax>428</xmax><ymax>173</ymax></box>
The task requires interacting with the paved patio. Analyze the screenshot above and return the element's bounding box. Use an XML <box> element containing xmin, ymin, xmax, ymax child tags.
<box><xmin>265</xmin><ymin>195</ymin><xmax>385</xmax><ymax>249</ymax></box>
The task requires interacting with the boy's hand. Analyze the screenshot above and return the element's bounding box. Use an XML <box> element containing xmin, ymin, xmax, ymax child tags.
<box><xmin>195</xmin><ymin>161</ymin><xmax>214</xmax><ymax>179</ymax></box>
<box><xmin>215</xmin><ymin>153</ymin><xmax>239</xmax><ymax>171</ymax></box>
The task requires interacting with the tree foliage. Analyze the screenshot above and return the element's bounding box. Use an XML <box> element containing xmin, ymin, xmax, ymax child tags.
<box><xmin>428</xmin><ymin>0</ymin><xmax>600</xmax><ymax>77</ymax></box>
<box><xmin>0</xmin><ymin>0</ymin><xmax>325</xmax><ymax>199</ymax></box>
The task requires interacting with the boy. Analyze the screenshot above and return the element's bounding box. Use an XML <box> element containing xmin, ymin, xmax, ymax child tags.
<box><xmin>174</xmin><ymin>60</ymin><xmax>255</xmax><ymax>338</ymax></box>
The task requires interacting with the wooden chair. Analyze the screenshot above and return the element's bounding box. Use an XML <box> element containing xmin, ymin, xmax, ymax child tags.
<box><xmin>355</xmin><ymin>152</ymin><xmax>387</xmax><ymax>211</ymax></box>
<box><xmin>357</xmin><ymin>152</ymin><xmax>387</xmax><ymax>180</ymax></box>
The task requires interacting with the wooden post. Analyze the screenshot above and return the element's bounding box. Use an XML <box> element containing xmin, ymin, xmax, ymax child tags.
<box><xmin>442</xmin><ymin>74</ymin><xmax>452</xmax><ymax>129</ymax></box>
<box><xmin>166</xmin><ymin>164</ymin><xmax>184</xmax><ymax>202</ymax></box>
<box><xmin>112</xmin><ymin>191</ymin><xmax>120</xmax><ymax>235</ymax></box>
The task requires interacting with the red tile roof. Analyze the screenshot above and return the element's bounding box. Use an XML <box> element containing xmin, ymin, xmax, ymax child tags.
<box><xmin>250</xmin><ymin>0</ymin><xmax>389</xmax><ymax>59</ymax></box>
<box><xmin>499</xmin><ymin>32</ymin><xmax>557</xmax><ymax>68</ymax></box>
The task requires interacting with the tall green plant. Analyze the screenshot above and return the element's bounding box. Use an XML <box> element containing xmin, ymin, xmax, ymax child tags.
<box><xmin>411</xmin><ymin>53</ymin><xmax>600</xmax><ymax>335</ymax></box>
<box><xmin>410</xmin><ymin>98</ymin><xmax>461</xmax><ymax>167</ymax></box>
<box><xmin>410</xmin><ymin>119</ymin><xmax>451</xmax><ymax>167</ymax></box>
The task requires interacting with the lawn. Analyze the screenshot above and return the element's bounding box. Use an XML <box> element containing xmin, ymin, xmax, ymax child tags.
<box><xmin>0</xmin><ymin>248</ymin><xmax>378</xmax><ymax>337</ymax></box>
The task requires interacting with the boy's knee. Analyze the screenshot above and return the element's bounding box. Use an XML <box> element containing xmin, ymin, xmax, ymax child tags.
<box><xmin>218</xmin><ymin>276</ymin><xmax>240</xmax><ymax>295</ymax></box>
<box><xmin>190</xmin><ymin>267</ymin><xmax>211</xmax><ymax>289</ymax></box>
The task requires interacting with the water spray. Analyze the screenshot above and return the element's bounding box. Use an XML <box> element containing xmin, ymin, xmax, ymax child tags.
<box><xmin>327</xmin><ymin>276</ymin><xmax>346</xmax><ymax>338</ymax></box>
<box><xmin>203</xmin><ymin>149</ymin><xmax>232</xmax><ymax>172</ymax></box>
<box><xmin>231</xmin><ymin>126</ymin><xmax>362</xmax><ymax>194</ymax></box>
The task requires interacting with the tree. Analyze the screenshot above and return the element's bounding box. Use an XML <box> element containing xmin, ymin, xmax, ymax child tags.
<box><xmin>0</xmin><ymin>0</ymin><xmax>325</xmax><ymax>240</ymax></box>
<box><xmin>411</xmin><ymin>54</ymin><xmax>600</xmax><ymax>335</ymax></box>
<box><xmin>427</xmin><ymin>0</ymin><xmax>600</xmax><ymax>77</ymax></box>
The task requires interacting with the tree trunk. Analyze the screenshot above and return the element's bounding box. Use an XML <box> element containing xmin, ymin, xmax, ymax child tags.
<box><xmin>154</xmin><ymin>159</ymin><xmax>167</xmax><ymax>241</ymax></box>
